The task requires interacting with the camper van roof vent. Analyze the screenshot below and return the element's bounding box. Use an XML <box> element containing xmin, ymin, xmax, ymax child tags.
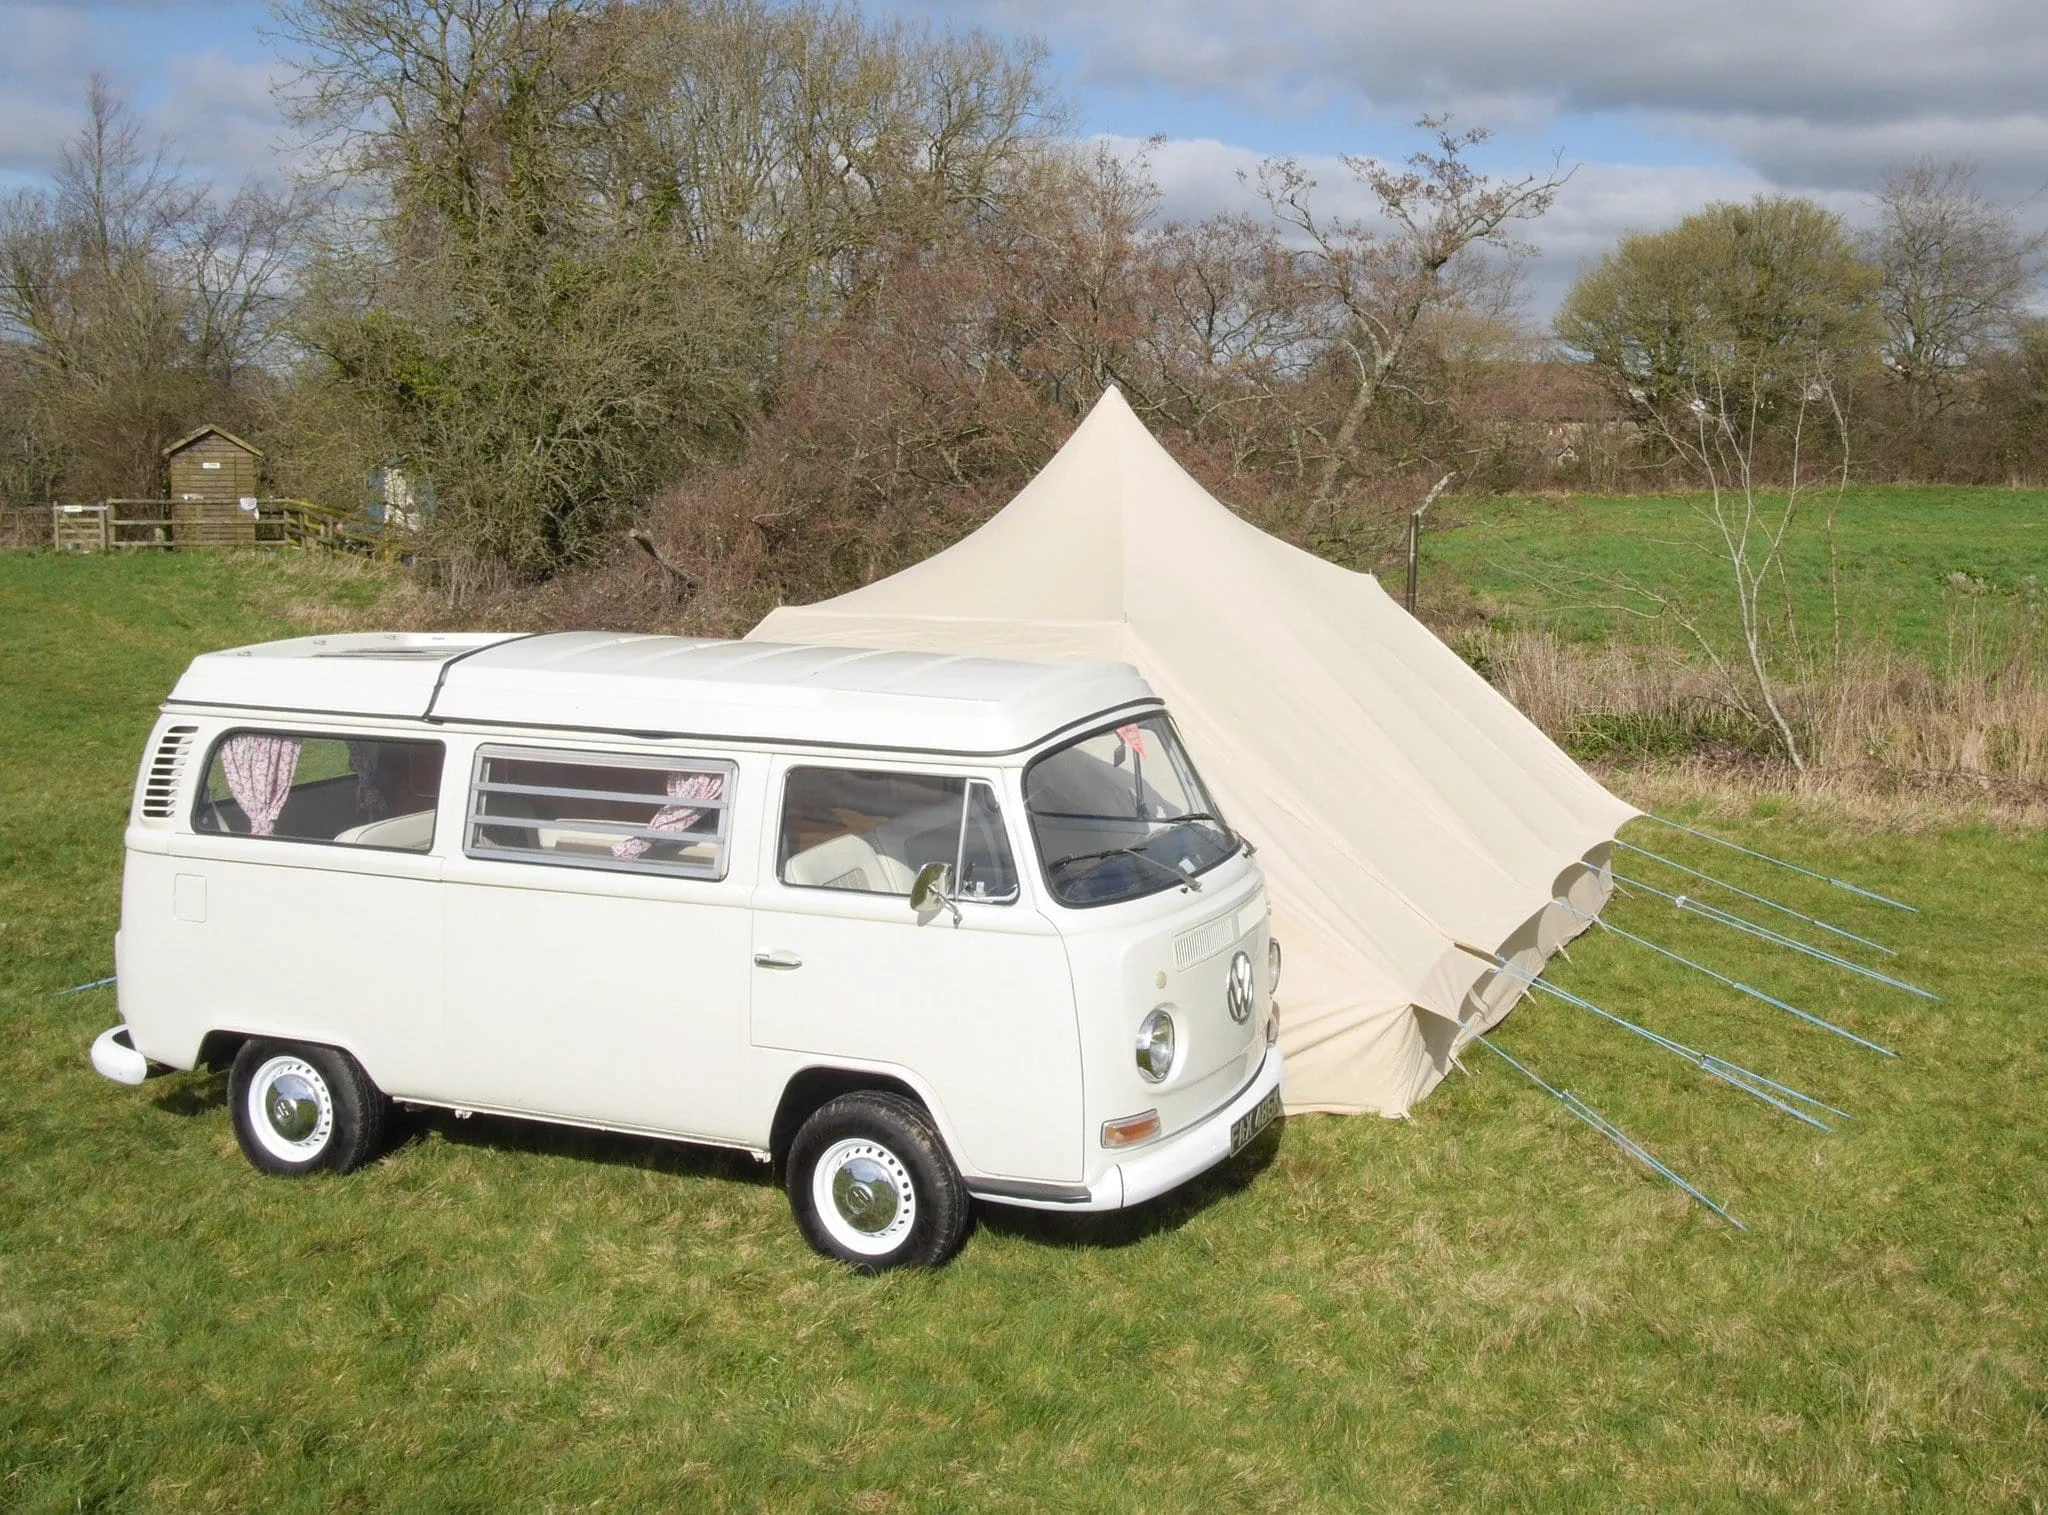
<box><xmin>141</xmin><ymin>725</ymin><xmax>198</xmax><ymax>820</ymax></box>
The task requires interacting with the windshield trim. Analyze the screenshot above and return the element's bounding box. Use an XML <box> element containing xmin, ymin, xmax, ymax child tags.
<box><xmin>1022</xmin><ymin>714</ymin><xmax>1242</xmax><ymax>911</ymax></box>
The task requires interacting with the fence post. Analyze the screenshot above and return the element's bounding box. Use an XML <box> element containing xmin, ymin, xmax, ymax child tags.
<box><xmin>1404</xmin><ymin>510</ymin><xmax>1422</xmax><ymax>614</ymax></box>
<box><xmin>1404</xmin><ymin>472</ymin><xmax>1456</xmax><ymax>616</ymax></box>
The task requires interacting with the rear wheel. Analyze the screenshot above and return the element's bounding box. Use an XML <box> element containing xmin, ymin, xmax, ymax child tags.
<box><xmin>786</xmin><ymin>1091</ymin><xmax>971</xmax><ymax>1272</ymax></box>
<box><xmin>229</xmin><ymin>1038</ymin><xmax>389</xmax><ymax>1177</ymax></box>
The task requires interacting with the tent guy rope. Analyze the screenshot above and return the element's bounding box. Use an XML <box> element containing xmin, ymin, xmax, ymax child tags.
<box><xmin>1560</xmin><ymin>903</ymin><xmax>1899</xmax><ymax>1057</ymax></box>
<box><xmin>1470</xmin><ymin>1035</ymin><xmax>1745</xmax><ymax>1230</ymax></box>
<box><xmin>1485</xmin><ymin>954</ymin><xmax>1849</xmax><ymax>1127</ymax></box>
<box><xmin>1611</xmin><ymin>872</ymin><xmax>1939</xmax><ymax>1002</ymax></box>
<box><xmin>1612</xmin><ymin>839</ymin><xmax>1897</xmax><ymax>957</ymax></box>
<box><xmin>1641</xmin><ymin>814</ymin><xmax>1920</xmax><ymax>913</ymax></box>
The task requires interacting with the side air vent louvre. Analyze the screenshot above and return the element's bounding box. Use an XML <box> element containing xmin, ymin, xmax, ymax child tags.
<box><xmin>140</xmin><ymin>725</ymin><xmax>199</xmax><ymax>820</ymax></box>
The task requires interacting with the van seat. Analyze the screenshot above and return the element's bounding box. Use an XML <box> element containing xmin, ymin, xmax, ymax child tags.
<box><xmin>333</xmin><ymin>809</ymin><xmax>435</xmax><ymax>849</ymax></box>
<box><xmin>784</xmin><ymin>832</ymin><xmax>916</xmax><ymax>894</ymax></box>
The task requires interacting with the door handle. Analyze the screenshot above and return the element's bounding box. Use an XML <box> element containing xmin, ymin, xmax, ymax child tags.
<box><xmin>753</xmin><ymin>950</ymin><xmax>803</xmax><ymax>970</ymax></box>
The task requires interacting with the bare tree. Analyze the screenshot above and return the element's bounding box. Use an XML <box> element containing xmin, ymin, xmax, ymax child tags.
<box><xmin>1255</xmin><ymin>117</ymin><xmax>1570</xmax><ymax>514</ymax></box>
<box><xmin>1602</xmin><ymin>372</ymin><xmax>1854</xmax><ymax>770</ymax></box>
<box><xmin>0</xmin><ymin>77</ymin><xmax>304</xmax><ymax>499</ymax></box>
<box><xmin>1866</xmin><ymin>160</ymin><xmax>2046</xmax><ymax>422</ymax></box>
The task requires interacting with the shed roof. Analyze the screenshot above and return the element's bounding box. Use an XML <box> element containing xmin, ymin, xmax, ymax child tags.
<box><xmin>166</xmin><ymin>630</ymin><xmax>1156</xmax><ymax>754</ymax></box>
<box><xmin>162</xmin><ymin>425</ymin><xmax>264</xmax><ymax>458</ymax></box>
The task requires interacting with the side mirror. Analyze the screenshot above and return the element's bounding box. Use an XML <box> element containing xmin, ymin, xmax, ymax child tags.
<box><xmin>910</xmin><ymin>861</ymin><xmax>962</xmax><ymax>925</ymax></box>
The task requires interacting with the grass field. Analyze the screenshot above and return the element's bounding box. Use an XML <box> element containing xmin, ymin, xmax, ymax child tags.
<box><xmin>4</xmin><ymin>548</ymin><xmax>2046</xmax><ymax>1510</ymax></box>
<box><xmin>1427</xmin><ymin>485</ymin><xmax>2048</xmax><ymax>657</ymax></box>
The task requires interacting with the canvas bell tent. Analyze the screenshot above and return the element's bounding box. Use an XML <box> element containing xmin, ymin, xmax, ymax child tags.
<box><xmin>752</xmin><ymin>389</ymin><xmax>1637</xmax><ymax>1115</ymax></box>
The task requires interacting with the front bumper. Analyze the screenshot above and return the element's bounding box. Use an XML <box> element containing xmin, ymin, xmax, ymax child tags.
<box><xmin>972</xmin><ymin>1045</ymin><xmax>1285</xmax><ymax>1213</ymax></box>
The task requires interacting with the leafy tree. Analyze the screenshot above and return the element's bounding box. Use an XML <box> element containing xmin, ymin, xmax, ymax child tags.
<box><xmin>274</xmin><ymin>0</ymin><xmax>1054</xmax><ymax>582</ymax></box>
<box><xmin>1556</xmin><ymin>194</ymin><xmax>1881</xmax><ymax>429</ymax></box>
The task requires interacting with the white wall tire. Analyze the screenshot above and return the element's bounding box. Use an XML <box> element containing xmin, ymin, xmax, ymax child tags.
<box><xmin>787</xmin><ymin>1091</ymin><xmax>971</xmax><ymax>1272</ymax></box>
<box><xmin>228</xmin><ymin>1039</ymin><xmax>390</xmax><ymax>1177</ymax></box>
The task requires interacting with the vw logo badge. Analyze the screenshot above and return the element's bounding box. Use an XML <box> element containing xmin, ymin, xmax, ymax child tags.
<box><xmin>1226</xmin><ymin>949</ymin><xmax>1255</xmax><ymax>1024</ymax></box>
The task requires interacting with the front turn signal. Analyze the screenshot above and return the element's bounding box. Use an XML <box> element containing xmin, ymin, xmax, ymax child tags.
<box><xmin>1101</xmin><ymin>1110</ymin><xmax>1162</xmax><ymax>1149</ymax></box>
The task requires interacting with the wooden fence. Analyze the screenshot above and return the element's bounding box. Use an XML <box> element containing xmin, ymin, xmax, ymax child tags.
<box><xmin>3</xmin><ymin>500</ymin><xmax>386</xmax><ymax>557</ymax></box>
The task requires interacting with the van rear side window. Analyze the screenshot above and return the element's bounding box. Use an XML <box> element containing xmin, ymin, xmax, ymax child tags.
<box><xmin>465</xmin><ymin>746</ymin><xmax>735</xmax><ymax>880</ymax></box>
<box><xmin>193</xmin><ymin>732</ymin><xmax>445</xmax><ymax>851</ymax></box>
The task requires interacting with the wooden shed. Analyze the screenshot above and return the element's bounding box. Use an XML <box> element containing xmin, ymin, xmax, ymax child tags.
<box><xmin>163</xmin><ymin>426</ymin><xmax>263</xmax><ymax>546</ymax></box>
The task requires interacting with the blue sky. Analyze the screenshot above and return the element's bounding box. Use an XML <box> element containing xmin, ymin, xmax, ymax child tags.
<box><xmin>6</xmin><ymin>0</ymin><xmax>2044</xmax><ymax>316</ymax></box>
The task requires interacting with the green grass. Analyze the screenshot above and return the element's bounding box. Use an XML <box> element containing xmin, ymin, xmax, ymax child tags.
<box><xmin>1428</xmin><ymin>485</ymin><xmax>2048</xmax><ymax>656</ymax></box>
<box><xmin>5</xmin><ymin>550</ymin><xmax>2047</xmax><ymax>1510</ymax></box>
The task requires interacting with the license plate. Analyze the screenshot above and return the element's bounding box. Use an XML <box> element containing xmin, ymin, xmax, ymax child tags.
<box><xmin>1230</xmin><ymin>1086</ymin><xmax>1283</xmax><ymax>1154</ymax></box>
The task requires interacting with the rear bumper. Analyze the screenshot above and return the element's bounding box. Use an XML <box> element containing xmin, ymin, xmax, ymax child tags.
<box><xmin>91</xmin><ymin>1025</ymin><xmax>151</xmax><ymax>1086</ymax></box>
<box><xmin>971</xmin><ymin>1045</ymin><xmax>1284</xmax><ymax>1213</ymax></box>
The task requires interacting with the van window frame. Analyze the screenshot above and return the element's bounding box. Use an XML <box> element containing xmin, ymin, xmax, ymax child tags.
<box><xmin>188</xmin><ymin>726</ymin><xmax>448</xmax><ymax>854</ymax></box>
<box><xmin>773</xmin><ymin>764</ymin><xmax>1021</xmax><ymax>906</ymax></box>
<box><xmin>462</xmin><ymin>743</ymin><xmax>738</xmax><ymax>883</ymax></box>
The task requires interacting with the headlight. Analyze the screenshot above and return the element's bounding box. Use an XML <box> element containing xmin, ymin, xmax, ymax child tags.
<box><xmin>1268</xmin><ymin>937</ymin><xmax>1283</xmax><ymax>997</ymax></box>
<box><xmin>1136</xmin><ymin>1007</ymin><xmax>1177</xmax><ymax>1082</ymax></box>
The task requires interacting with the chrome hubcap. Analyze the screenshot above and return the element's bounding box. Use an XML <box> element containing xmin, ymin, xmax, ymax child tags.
<box><xmin>831</xmin><ymin>1157</ymin><xmax>902</xmax><ymax>1235</ymax></box>
<box><xmin>810</xmin><ymin>1137</ymin><xmax>917</xmax><ymax>1256</ymax></box>
<box><xmin>245</xmin><ymin>1054</ymin><xmax>334</xmax><ymax>1162</ymax></box>
<box><xmin>265</xmin><ymin>1074</ymin><xmax>320</xmax><ymax>1141</ymax></box>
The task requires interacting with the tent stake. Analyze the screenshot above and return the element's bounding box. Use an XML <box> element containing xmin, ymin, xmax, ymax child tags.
<box><xmin>1614</xmin><ymin>839</ymin><xmax>1896</xmax><ymax>957</ymax></box>
<box><xmin>1562</xmin><ymin>905</ymin><xmax>1898</xmax><ymax>1058</ymax></box>
<box><xmin>1641</xmin><ymin>814</ymin><xmax>1919</xmax><ymax>913</ymax></box>
<box><xmin>1612</xmin><ymin>872</ymin><xmax>1939</xmax><ymax>1002</ymax></box>
<box><xmin>55</xmin><ymin>975</ymin><xmax>116</xmax><ymax>997</ymax></box>
<box><xmin>1471</xmin><ymin>1035</ymin><xmax>1745</xmax><ymax>1230</ymax></box>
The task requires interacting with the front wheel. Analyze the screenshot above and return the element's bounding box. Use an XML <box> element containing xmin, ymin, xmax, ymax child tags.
<box><xmin>786</xmin><ymin>1092</ymin><xmax>971</xmax><ymax>1272</ymax></box>
<box><xmin>229</xmin><ymin>1038</ymin><xmax>389</xmax><ymax>1177</ymax></box>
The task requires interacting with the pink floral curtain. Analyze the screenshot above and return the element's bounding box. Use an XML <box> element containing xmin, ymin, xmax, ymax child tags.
<box><xmin>613</xmin><ymin>771</ymin><xmax>723</xmax><ymax>860</ymax></box>
<box><xmin>220</xmin><ymin>735</ymin><xmax>301</xmax><ymax>836</ymax></box>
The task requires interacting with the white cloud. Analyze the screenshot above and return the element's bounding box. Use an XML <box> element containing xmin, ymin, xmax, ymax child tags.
<box><xmin>936</xmin><ymin>0</ymin><xmax>2048</xmax><ymax>192</ymax></box>
<box><xmin>152</xmin><ymin>50</ymin><xmax>296</xmax><ymax>186</ymax></box>
<box><xmin>0</xmin><ymin>2</ymin><xmax>295</xmax><ymax>189</ymax></box>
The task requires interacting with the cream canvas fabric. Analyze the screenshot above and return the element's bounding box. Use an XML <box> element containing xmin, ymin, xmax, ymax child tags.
<box><xmin>752</xmin><ymin>389</ymin><xmax>1637</xmax><ymax>1115</ymax></box>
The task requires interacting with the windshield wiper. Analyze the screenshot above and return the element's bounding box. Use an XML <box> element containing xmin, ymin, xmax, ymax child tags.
<box><xmin>1157</xmin><ymin>811</ymin><xmax>1250</xmax><ymax>855</ymax></box>
<box><xmin>1049</xmin><ymin>845</ymin><xmax>1204</xmax><ymax>892</ymax></box>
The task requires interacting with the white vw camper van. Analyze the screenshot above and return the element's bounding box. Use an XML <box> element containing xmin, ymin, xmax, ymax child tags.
<box><xmin>93</xmin><ymin>632</ymin><xmax>1283</xmax><ymax>1270</ymax></box>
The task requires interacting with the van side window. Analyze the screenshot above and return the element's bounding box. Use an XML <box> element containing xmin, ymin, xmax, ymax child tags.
<box><xmin>193</xmin><ymin>733</ymin><xmax>445</xmax><ymax>852</ymax></box>
<box><xmin>465</xmin><ymin>747</ymin><xmax>735</xmax><ymax>880</ymax></box>
<box><xmin>778</xmin><ymin>768</ymin><xmax>1019</xmax><ymax>902</ymax></box>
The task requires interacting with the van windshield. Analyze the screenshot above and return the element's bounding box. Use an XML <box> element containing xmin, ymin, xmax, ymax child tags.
<box><xmin>1024</xmin><ymin>715</ymin><xmax>1238</xmax><ymax>907</ymax></box>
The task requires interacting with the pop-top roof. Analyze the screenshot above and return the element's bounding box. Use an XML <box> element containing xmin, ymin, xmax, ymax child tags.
<box><xmin>167</xmin><ymin>630</ymin><xmax>1157</xmax><ymax>754</ymax></box>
